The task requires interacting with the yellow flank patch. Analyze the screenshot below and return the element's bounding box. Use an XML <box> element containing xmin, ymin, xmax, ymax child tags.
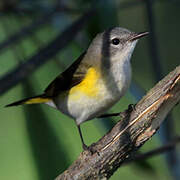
<box><xmin>25</xmin><ymin>97</ymin><xmax>51</xmax><ymax>104</ymax></box>
<box><xmin>69</xmin><ymin>67</ymin><xmax>100</xmax><ymax>99</ymax></box>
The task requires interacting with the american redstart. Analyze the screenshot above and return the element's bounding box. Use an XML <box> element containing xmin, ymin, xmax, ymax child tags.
<box><xmin>6</xmin><ymin>27</ymin><xmax>148</xmax><ymax>151</ymax></box>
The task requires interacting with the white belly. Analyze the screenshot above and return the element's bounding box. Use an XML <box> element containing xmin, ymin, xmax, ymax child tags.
<box><xmin>52</xmin><ymin>61</ymin><xmax>131</xmax><ymax>125</ymax></box>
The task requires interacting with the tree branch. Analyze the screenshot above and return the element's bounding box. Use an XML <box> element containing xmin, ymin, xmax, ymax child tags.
<box><xmin>55</xmin><ymin>65</ymin><xmax>180</xmax><ymax>180</ymax></box>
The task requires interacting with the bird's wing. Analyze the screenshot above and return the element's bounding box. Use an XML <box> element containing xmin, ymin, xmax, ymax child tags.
<box><xmin>44</xmin><ymin>52</ymin><xmax>89</xmax><ymax>97</ymax></box>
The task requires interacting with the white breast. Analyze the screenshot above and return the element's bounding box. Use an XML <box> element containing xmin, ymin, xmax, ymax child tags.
<box><xmin>70</xmin><ymin>60</ymin><xmax>132</xmax><ymax>125</ymax></box>
<box><xmin>49</xmin><ymin>56</ymin><xmax>132</xmax><ymax>126</ymax></box>
<box><xmin>110</xmin><ymin>58</ymin><xmax>132</xmax><ymax>98</ymax></box>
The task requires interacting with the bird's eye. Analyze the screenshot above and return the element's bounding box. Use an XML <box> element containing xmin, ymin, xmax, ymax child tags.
<box><xmin>111</xmin><ymin>38</ymin><xmax>120</xmax><ymax>45</ymax></box>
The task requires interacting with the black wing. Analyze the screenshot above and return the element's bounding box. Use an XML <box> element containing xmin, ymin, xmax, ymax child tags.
<box><xmin>44</xmin><ymin>52</ymin><xmax>89</xmax><ymax>97</ymax></box>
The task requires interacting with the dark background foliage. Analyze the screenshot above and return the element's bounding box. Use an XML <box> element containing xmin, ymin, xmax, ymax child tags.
<box><xmin>0</xmin><ymin>0</ymin><xmax>180</xmax><ymax>179</ymax></box>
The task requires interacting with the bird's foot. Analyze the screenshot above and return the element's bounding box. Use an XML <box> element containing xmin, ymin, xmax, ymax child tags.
<box><xmin>127</xmin><ymin>103</ymin><xmax>136</xmax><ymax>113</ymax></box>
<box><xmin>119</xmin><ymin>104</ymin><xmax>136</xmax><ymax>118</ymax></box>
<box><xmin>82</xmin><ymin>144</ymin><xmax>98</xmax><ymax>155</ymax></box>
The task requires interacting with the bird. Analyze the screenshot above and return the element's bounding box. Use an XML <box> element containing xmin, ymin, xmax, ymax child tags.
<box><xmin>6</xmin><ymin>27</ymin><xmax>149</xmax><ymax>151</ymax></box>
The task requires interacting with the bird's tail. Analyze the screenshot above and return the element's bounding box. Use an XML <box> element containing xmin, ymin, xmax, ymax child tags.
<box><xmin>5</xmin><ymin>94</ymin><xmax>51</xmax><ymax>107</ymax></box>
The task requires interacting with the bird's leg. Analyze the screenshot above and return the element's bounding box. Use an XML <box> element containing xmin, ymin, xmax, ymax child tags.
<box><xmin>77</xmin><ymin>125</ymin><xmax>99</xmax><ymax>155</ymax></box>
<box><xmin>98</xmin><ymin>113</ymin><xmax>121</xmax><ymax>118</ymax></box>
<box><xmin>98</xmin><ymin>104</ymin><xmax>136</xmax><ymax>119</ymax></box>
<box><xmin>77</xmin><ymin>125</ymin><xmax>88</xmax><ymax>151</ymax></box>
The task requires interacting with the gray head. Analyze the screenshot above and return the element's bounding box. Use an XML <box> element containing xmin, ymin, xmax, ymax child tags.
<box><xmin>86</xmin><ymin>27</ymin><xmax>148</xmax><ymax>66</ymax></box>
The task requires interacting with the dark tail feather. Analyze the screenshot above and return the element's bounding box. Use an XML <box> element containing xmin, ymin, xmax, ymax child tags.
<box><xmin>5</xmin><ymin>94</ymin><xmax>51</xmax><ymax>107</ymax></box>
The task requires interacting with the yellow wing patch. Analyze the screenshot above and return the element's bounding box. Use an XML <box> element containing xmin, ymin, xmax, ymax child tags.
<box><xmin>69</xmin><ymin>67</ymin><xmax>100</xmax><ymax>99</ymax></box>
<box><xmin>25</xmin><ymin>97</ymin><xmax>51</xmax><ymax>104</ymax></box>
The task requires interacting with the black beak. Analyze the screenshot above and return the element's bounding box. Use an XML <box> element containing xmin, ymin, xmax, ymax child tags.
<box><xmin>129</xmin><ymin>31</ymin><xmax>149</xmax><ymax>41</ymax></box>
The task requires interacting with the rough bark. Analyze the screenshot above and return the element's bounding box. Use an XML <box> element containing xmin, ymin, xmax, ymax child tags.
<box><xmin>55</xmin><ymin>66</ymin><xmax>180</xmax><ymax>180</ymax></box>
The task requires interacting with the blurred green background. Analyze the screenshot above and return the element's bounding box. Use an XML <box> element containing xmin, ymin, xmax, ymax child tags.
<box><xmin>0</xmin><ymin>0</ymin><xmax>180</xmax><ymax>180</ymax></box>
